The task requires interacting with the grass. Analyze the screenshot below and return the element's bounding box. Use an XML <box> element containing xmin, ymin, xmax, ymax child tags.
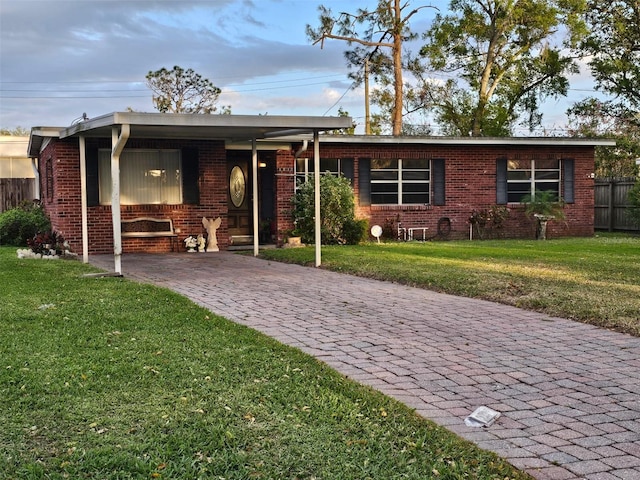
<box><xmin>260</xmin><ymin>233</ymin><xmax>640</xmax><ymax>337</ymax></box>
<box><xmin>0</xmin><ymin>246</ymin><xmax>530</xmax><ymax>479</ymax></box>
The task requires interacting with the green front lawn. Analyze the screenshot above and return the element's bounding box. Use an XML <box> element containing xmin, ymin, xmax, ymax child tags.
<box><xmin>260</xmin><ymin>234</ymin><xmax>640</xmax><ymax>336</ymax></box>
<box><xmin>0</xmin><ymin>247</ymin><xmax>529</xmax><ymax>479</ymax></box>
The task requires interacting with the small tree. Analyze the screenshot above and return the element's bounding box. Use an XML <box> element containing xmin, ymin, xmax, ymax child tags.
<box><xmin>145</xmin><ymin>66</ymin><xmax>228</xmax><ymax>114</ymax></box>
<box><xmin>292</xmin><ymin>174</ymin><xmax>367</xmax><ymax>245</ymax></box>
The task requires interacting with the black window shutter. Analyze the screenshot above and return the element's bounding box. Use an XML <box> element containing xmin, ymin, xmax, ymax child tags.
<box><xmin>563</xmin><ymin>158</ymin><xmax>575</xmax><ymax>204</ymax></box>
<box><xmin>432</xmin><ymin>158</ymin><xmax>445</xmax><ymax>205</ymax></box>
<box><xmin>182</xmin><ymin>148</ymin><xmax>199</xmax><ymax>205</ymax></box>
<box><xmin>358</xmin><ymin>158</ymin><xmax>371</xmax><ymax>207</ymax></box>
<box><xmin>86</xmin><ymin>148</ymin><xmax>99</xmax><ymax>207</ymax></box>
<box><xmin>496</xmin><ymin>157</ymin><xmax>508</xmax><ymax>204</ymax></box>
<box><xmin>341</xmin><ymin>158</ymin><xmax>354</xmax><ymax>185</ymax></box>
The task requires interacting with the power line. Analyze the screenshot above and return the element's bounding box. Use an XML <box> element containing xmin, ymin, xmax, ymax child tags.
<box><xmin>322</xmin><ymin>81</ymin><xmax>357</xmax><ymax>116</ymax></box>
<box><xmin>0</xmin><ymin>73</ymin><xmax>347</xmax><ymax>88</ymax></box>
<box><xmin>0</xmin><ymin>76</ymin><xmax>353</xmax><ymax>99</ymax></box>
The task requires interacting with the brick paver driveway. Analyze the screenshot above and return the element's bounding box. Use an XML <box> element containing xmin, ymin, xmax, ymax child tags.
<box><xmin>90</xmin><ymin>252</ymin><xmax>640</xmax><ymax>480</ymax></box>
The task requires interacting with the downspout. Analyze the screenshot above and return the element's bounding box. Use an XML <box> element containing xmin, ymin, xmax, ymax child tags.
<box><xmin>294</xmin><ymin>139</ymin><xmax>308</xmax><ymax>160</ymax></box>
<box><xmin>294</xmin><ymin>139</ymin><xmax>309</xmax><ymax>179</ymax></box>
<box><xmin>111</xmin><ymin>124</ymin><xmax>130</xmax><ymax>275</ymax></box>
<box><xmin>30</xmin><ymin>158</ymin><xmax>40</xmax><ymax>200</ymax></box>
<box><xmin>290</xmin><ymin>139</ymin><xmax>309</xmax><ymax>245</ymax></box>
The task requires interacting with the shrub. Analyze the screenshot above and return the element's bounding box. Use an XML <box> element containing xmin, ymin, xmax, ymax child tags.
<box><xmin>342</xmin><ymin>218</ymin><xmax>369</xmax><ymax>245</ymax></box>
<box><xmin>0</xmin><ymin>201</ymin><xmax>51</xmax><ymax>246</ymax></box>
<box><xmin>27</xmin><ymin>230</ymin><xmax>66</xmax><ymax>256</ymax></box>
<box><xmin>469</xmin><ymin>205</ymin><xmax>510</xmax><ymax>240</ymax></box>
<box><xmin>627</xmin><ymin>180</ymin><xmax>640</xmax><ymax>227</ymax></box>
<box><xmin>292</xmin><ymin>174</ymin><xmax>367</xmax><ymax>245</ymax></box>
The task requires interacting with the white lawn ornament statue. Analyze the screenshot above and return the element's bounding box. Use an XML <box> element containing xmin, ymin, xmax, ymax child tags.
<box><xmin>184</xmin><ymin>235</ymin><xmax>197</xmax><ymax>252</ymax></box>
<box><xmin>196</xmin><ymin>234</ymin><xmax>206</xmax><ymax>252</ymax></box>
<box><xmin>202</xmin><ymin>216</ymin><xmax>222</xmax><ymax>252</ymax></box>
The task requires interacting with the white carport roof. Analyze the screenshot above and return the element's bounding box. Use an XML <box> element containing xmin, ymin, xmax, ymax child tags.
<box><xmin>60</xmin><ymin>111</ymin><xmax>352</xmax><ymax>141</ymax></box>
<box><xmin>28</xmin><ymin>112</ymin><xmax>352</xmax><ymax>156</ymax></box>
<box><xmin>29</xmin><ymin>112</ymin><xmax>353</xmax><ymax>274</ymax></box>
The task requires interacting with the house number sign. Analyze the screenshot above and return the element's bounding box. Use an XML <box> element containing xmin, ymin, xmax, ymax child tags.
<box><xmin>229</xmin><ymin>166</ymin><xmax>246</xmax><ymax>207</ymax></box>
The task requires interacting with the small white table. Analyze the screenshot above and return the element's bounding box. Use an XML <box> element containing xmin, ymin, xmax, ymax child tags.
<box><xmin>407</xmin><ymin>227</ymin><xmax>429</xmax><ymax>241</ymax></box>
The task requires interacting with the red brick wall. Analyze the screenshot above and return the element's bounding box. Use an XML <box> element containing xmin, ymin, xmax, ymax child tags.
<box><xmin>39</xmin><ymin>138</ymin><xmax>83</xmax><ymax>248</ymax></box>
<box><xmin>274</xmin><ymin>149</ymin><xmax>296</xmax><ymax>245</ymax></box>
<box><xmin>39</xmin><ymin>138</ymin><xmax>596</xmax><ymax>255</ymax></box>
<box><xmin>40</xmin><ymin>138</ymin><xmax>229</xmax><ymax>254</ymax></box>
<box><xmin>305</xmin><ymin>143</ymin><xmax>596</xmax><ymax>240</ymax></box>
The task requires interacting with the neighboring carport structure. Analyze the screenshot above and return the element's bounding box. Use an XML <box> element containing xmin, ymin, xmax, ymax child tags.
<box><xmin>28</xmin><ymin>112</ymin><xmax>353</xmax><ymax>274</ymax></box>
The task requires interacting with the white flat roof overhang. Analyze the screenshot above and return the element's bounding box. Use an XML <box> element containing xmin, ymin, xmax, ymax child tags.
<box><xmin>56</xmin><ymin>112</ymin><xmax>353</xmax><ymax>142</ymax></box>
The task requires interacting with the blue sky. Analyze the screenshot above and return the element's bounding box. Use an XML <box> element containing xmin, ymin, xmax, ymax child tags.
<box><xmin>0</xmin><ymin>0</ymin><xmax>595</xmax><ymax>134</ymax></box>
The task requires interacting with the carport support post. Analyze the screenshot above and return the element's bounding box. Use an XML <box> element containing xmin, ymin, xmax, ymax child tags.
<box><xmin>252</xmin><ymin>138</ymin><xmax>259</xmax><ymax>257</ymax></box>
<box><xmin>313</xmin><ymin>130</ymin><xmax>321</xmax><ymax>267</ymax></box>
<box><xmin>111</xmin><ymin>124</ymin><xmax>129</xmax><ymax>275</ymax></box>
<box><xmin>79</xmin><ymin>135</ymin><xmax>89</xmax><ymax>263</ymax></box>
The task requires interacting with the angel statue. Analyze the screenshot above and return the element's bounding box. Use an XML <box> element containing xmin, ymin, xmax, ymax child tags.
<box><xmin>202</xmin><ymin>216</ymin><xmax>222</xmax><ymax>252</ymax></box>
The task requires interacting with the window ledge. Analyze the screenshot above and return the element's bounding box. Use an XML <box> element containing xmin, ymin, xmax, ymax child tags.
<box><xmin>370</xmin><ymin>204</ymin><xmax>432</xmax><ymax>211</ymax></box>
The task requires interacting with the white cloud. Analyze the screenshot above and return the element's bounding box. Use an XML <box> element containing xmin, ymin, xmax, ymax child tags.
<box><xmin>0</xmin><ymin>0</ymin><xmax>600</xmax><ymax>133</ymax></box>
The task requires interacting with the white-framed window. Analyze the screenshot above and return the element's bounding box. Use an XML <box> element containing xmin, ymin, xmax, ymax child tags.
<box><xmin>98</xmin><ymin>149</ymin><xmax>182</xmax><ymax>205</ymax></box>
<box><xmin>295</xmin><ymin>158</ymin><xmax>344</xmax><ymax>185</ymax></box>
<box><xmin>371</xmin><ymin>158</ymin><xmax>430</xmax><ymax>205</ymax></box>
<box><xmin>507</xmin><ymin>158</ymin><xmax>560</xmax><ymax>203</ymax></box>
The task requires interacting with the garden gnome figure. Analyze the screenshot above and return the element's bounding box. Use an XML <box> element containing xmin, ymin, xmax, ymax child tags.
<box><xmin>202</xmin><ymin>216</ymin><xmax>222</xmax><ymax>252</ymax></box>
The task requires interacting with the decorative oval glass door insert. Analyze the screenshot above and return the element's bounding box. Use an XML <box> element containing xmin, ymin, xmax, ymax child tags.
<box><xmin>229</xmin><ymin>166</ymin><xmax>246</xmax><ymax>207</ymax></box>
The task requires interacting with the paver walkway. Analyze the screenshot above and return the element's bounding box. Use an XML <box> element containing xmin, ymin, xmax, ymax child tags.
<box><xmin>90</xmin><ymin>253</ymin><xmax>640</xmax><ymax>480</ymax></box>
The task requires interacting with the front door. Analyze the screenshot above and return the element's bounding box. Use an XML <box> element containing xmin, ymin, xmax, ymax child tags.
<box><xmin>227</xmin><ymin>154</ymin><xmax>252</xmax><ymax>244</ymax></box>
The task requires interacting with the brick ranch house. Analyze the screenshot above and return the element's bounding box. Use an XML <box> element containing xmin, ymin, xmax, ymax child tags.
<box><xmin>28</xmin><ymin>112</ymin><xmax>613</xmax><ymax>266</ymax></box>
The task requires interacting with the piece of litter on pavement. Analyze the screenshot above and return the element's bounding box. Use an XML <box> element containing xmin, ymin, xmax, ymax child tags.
<box><xmin>465</xmin><ymin>406</ymin><xmax>501</xmax><ymax>427</ymax></box>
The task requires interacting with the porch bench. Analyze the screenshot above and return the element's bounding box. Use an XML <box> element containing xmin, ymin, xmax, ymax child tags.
<box><xmin>121</xmin><ymin>217</ymin><xmax>179</xmax><ymax>250</ymax></box>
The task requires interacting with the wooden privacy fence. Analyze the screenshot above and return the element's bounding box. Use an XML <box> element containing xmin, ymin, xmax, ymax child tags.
<box><xmin>0</xmin><ymin>178</ymin><xmax>36</xmax><ymax>213</ymax></box>
<box><xmin>595</xmin><ymin>177</ymin><xmax>639</xmax><ymax>231</ymax></box>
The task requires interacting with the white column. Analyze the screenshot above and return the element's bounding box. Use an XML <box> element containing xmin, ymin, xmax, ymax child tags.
<box><xmin>313</xmin><ymin>130</ymin><xmax>321</xmax><ymax>267</ymax></box>
<box><xmin>110</xmin><ymin>124</ymin><xmax>129</xmax><ymax>275</ymax></box>
<box><xmin>79</xmin><ymin>136</ymin><xmax>89</xmax><ymax>263</ymax></box>
<box><xmin>252</xmin><ymin>138</ymin><xmax>259</xmax><ymax>257</ymax></box>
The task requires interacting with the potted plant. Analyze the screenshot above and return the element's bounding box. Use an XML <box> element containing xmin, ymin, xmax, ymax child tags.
<box><xmin>522</xmin><ymin>190</ymin><xmax>565</xmax><ymax>240</ymax></box>
<box><xmin>285</xmin><ymin>228</ymin><xmax>303</xmax><ymax>247</ymax></box>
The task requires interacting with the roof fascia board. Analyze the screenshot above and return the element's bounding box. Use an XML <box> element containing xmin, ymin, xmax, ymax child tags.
<box><xmin>28</xmin><ymin>127</ymin><xmax>62</xmax><ymax>157</ymax></box>
<box><xmin>317</xmin><ymin>135</ymin><xmax>617</xmax><ymax>147</ymax></box>
<box><xmin>58</xmin><ymin>112</ymin><xmax>353</xmax><ymax>140</ymax></box>
<box><xmin>59</xmin><ymin>112</ymin><xmax>119</xmax><ymax>139</ymax></box>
